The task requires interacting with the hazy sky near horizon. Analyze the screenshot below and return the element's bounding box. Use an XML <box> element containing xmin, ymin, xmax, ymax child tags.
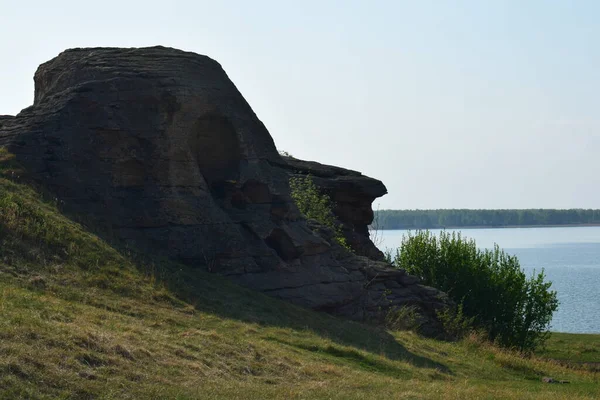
<box><xmin>1</xmin><ymin>1</ymin><xmax>598</xmax><ymax>209</ymax></box>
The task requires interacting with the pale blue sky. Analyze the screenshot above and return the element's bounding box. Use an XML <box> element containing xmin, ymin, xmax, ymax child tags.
<box><xmin>1</xmin><ymin>1</ymin><xmax>598</xmax><ymax>209</ymax></box>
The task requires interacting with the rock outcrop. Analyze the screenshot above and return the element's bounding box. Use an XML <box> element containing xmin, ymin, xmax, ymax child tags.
<box><xmin>0</xmin><ymin>46</ymin><xmax>449</xmax><ymax>336</ymax></box>
<box><xmin>274</xmin><ymin>156</ymin><xmax>387</xmax><ymax>261</ymax></box>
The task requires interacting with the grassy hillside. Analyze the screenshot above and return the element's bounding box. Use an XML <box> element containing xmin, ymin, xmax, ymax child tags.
<box><xmin>0</xmin><ymin>149</ymin><xmax>598</xmax><ymax>399</ymax></box>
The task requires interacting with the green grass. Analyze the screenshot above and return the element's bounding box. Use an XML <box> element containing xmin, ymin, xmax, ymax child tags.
<box><xmin>537</xmin><ymin>333</ymin><xmax>600</xmax><ymax>367</ymax></box>
<box><xmin>1</xmin><ymin>149</ymin><xmax>599</xmax><ymax>399</ymax></box>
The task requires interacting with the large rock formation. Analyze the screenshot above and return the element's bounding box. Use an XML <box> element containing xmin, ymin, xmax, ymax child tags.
<box><xmin>0</xmin><ymin>46</ymin><xmax>449</xmax><ymax>336</ymax></box>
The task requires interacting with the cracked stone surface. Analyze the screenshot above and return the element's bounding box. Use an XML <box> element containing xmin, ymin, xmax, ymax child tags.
<box><xmin>0</xmin><ymin>46</ymin><xmax>450</xmax><ymax>337</ymax></box>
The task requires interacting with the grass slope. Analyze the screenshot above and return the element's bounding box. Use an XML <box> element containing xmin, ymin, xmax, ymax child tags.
<box><xmin>0</xmin><ymin>149</ymin><xmax>598</xmax><ymax>399</ymax></box>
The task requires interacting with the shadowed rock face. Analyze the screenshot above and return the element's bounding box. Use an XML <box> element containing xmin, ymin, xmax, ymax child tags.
<box><xmin>0</xmin><ymin>46</ymin><xmax>449</xmax><ymax>336</ymax></box>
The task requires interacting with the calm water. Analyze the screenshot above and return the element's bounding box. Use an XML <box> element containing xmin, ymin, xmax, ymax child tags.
<box><xmin>375</xmin><ymin>227</ymin><xmax>600</xmax><ymax>334</ymax></box>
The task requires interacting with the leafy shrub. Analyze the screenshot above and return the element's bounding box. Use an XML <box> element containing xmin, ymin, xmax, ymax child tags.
<box><xmin>436</xmin><ymin>303</ymin><xmax>475</xmax><ymax>340</ymax></box>
<box><xmin>390</xmin><ymin>230</ymin><xmax>558</xmax><ymax>352</ymax></box>
<box><xmin>289</xmin><ymin>175</ymin><xmax>350</xmax><ymax>250</ymax></box>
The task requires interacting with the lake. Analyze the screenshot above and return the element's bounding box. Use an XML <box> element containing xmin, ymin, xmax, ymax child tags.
<box><xmin>375</xmin><ymin>226</ymin><xmax>600</xmax><ymax>334</ymax></box>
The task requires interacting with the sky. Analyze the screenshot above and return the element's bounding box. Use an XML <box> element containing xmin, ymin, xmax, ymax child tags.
<box><xmin>1</xmin><ymin>1</ymin><xmax>599</xmax><ymax>209</ymax></box>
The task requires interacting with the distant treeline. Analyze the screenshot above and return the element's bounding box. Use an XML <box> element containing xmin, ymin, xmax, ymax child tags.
<box><xmin>374</xmin><ymin>209</ymin><xmax>600</xmax><ymax>230</ymax></box>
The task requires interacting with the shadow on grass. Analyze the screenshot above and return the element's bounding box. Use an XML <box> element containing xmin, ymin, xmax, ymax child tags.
<box><xmin>267</xmin><ymin>338</ymin><xmax>447</xmax><ymax>377</ymax></box>
<box><xmin>131</xmin><ymin>253</ymin><xmax>452</xmax><ymax>375</ymax></box>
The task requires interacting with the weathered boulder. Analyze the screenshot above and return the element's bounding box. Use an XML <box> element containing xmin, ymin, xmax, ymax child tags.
<box><xmin>0</xmin><ymin>46</ymin><xmax>449</xmax><ymax>336</ymax></box>
<box><xmin>274</xmin><ymin>156</ymin><xmax>387</xmax><ymax>261</ymax></box>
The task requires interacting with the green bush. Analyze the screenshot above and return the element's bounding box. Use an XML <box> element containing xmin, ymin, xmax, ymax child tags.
<box><xmin>436</xmin><ymin>303</ymin><xmax>475</xmax><ymax>340</ymax></box>
<box><xmin>289</xmin><ymin>175</ymin><xmax>350</xmax><ymax>250</ymax></box>
<box><xmin>390</xmin><ymin>230</ymin><xmax>558</xmax><ymax>352</ymax></box>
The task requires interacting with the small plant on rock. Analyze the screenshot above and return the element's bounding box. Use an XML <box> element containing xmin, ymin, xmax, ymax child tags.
<box><xmin>385</xmin><ymin>305</ymin><xmax>422</xmax><ymax>332</ymax></box>
<box><xmin>289</xmin><ymin>175</ymin><xmax>350</xmax><ymax>250</ymax></box>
